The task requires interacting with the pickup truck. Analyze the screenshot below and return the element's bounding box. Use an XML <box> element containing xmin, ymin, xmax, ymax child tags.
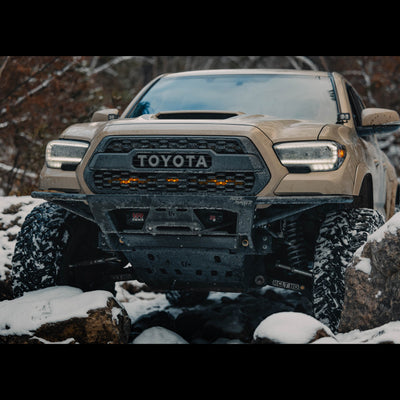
<box><xmin>12</xmin><ymin>69</ymin><xmax>400</xmax><ymax>331</ymax></box>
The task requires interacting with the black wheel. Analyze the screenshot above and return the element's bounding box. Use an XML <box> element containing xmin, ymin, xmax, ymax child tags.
<box><xmin>11</xmin><ymin>202</ymin><xmax>118</xmax><ymax>298</ymax></box>
<box><xmin>165</xmin><ymin>290</ymin><xmax>209</xmax><ymax>307</ymax></box>
<box><xmin>312</xmin><ymin>208</ymin><xmax>384</xmax><ymax>332</ymax></box>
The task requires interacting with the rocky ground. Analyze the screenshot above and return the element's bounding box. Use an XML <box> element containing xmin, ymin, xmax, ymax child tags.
<box><xmin>0</xmin><ymin>283</ymin><xmax>314</xmax><ymax>344</ymax></box>
<box><xmin>127</xmin><ymin>284</ymin><xmax>313</xmax><ymax>344</ymax></box>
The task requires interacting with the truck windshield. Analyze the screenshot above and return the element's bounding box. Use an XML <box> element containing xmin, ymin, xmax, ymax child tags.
<box><xmin>127</xmin><ymin>73</ymin><xmax>339</xmax><ymax>124</ymax></box>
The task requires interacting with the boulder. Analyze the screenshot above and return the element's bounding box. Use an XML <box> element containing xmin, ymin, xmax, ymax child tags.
<box><xmin>339</xmin><ymin>213</ymin><xmax>400</xmax><ymax>333</ymax></box>
<box><xmin>132</xmin><ymin>326</ymin><xmax>188</xmax><ymax>344</ymax></box>
<box><xmin>252</xmin><ymin>311</ymin><xmax>336</xmax><ymax>344</ymax></box>
<box><xmin>170</xmin><ymin>290</ymin><xmax>311</xmax><ymax>343</ymax></box>
<box><xmin>0</xmin><ymin>286</ymin><xmax>131</xmax><ymax>344</ymax></box>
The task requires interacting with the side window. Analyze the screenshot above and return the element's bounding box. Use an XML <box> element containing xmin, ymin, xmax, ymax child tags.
<box><xmin>346</xmin><ymin>83</ymin><xmax>365</xmax><ymax>127</ymax></box>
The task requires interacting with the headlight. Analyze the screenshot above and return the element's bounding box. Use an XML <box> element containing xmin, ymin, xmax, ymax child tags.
<box><xmin>46</xmin><ymin>140</ymin><xmax>89</xmax><ymax>169</ymax></box>
<box><xmin>273</xmin><ymin>141</ymin><xmax>346</xmax><ymax>172</ymax></box>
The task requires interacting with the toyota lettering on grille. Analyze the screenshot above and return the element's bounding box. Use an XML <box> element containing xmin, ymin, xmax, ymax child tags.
<box><xmin>133</xmin><ymin>153</ymin><xmax>211</xmax><ymax>169</ymax></box>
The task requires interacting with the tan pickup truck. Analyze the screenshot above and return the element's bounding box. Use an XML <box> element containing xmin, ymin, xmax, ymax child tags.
<box><xmin>12</xmin><ymin>69</ymin><xmax>400</xmax><ymax>331</ymax></box>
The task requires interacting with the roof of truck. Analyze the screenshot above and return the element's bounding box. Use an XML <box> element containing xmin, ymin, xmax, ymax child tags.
<box><xmin>163</xmin><ymin>69</ymin><xmax>331</xmax><ymax>78</ymax></box>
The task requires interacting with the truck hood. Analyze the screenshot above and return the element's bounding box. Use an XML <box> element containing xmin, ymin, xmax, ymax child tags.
<box><xmin>59</xmin><ymin>114</ymin><xmax>326</xmax><ymax>144</ymax></box>
<box><xmin>231</xmin><ymin>114</ymin><xmax>326</xmax><ymax>142</ymax></box>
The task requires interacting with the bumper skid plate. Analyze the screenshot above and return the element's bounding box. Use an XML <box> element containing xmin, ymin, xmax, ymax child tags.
<box><xmin>31</xmin><ymin>191</ymin><xmax>353</xmax><ymax>291</ymax></box>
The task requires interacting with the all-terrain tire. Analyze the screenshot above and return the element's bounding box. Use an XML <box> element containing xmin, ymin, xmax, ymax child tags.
<box><xmin>11</xmin><ymin>202</ymin><xmax>74</xmax><ymax>297</ymax></box>
<box><xmin>11</xmin><ymin>202</ymin><xmax>119</xmax><ymax>298</ymax></box>
<box><xmin>312</xmin><ymin>208</ymin><xmax>384</xmax><ymax>332</ymax></box>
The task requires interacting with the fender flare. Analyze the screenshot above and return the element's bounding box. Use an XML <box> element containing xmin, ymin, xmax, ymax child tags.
<box><xmin>353</xmin><ymin>164</ymin><xmax>373</xmax><ymax>209</ymax></box>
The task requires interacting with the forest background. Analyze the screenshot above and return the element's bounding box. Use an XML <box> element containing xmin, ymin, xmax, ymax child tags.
<box><xmin>1</xmin><ymin>55</ymin><xmax>400</xmax><ymax>196</ymax></box>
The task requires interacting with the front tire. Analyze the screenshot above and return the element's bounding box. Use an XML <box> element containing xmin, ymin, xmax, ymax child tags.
<box><xmin>11</xmin><ymin>202</ymin><xmax>73</xmax><ymax>297</ymax></box>
<box><xmin>312</xmin><ymin>208</ymin><xmax>384</xmax><ymax>332</ymax></box>
<box><xmin>11</xmin><ymin>202</ymin><xmax>117</xmax><ymax>298</ymax></box>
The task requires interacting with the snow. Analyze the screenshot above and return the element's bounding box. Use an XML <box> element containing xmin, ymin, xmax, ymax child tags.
<box><xmin>0</xmin><ymin>196</ymin><xmax>44</xmax><ymax>280</ymax></box>
<box><xmin>115</xmin><ymin>284</ymin><xmax>172</xmax><ymax>324</ymax></box>
<box><xmin>367</xmin><ymin>211</ymin><xmax>400</xmax><ymax>243</ymax></box>
<box><xmin>335</xmin><ymin>321</ymin><xmax>400</xmax><ymax>344</ymax></box>
<box><xmin>3</xmin><ymin>194</ymin><xmax>400</xmax><ymax>344</ymax></box>
<box><xmin>354</xmin><ymin>257</ymin><xmax>372</xmax><ymax>274</ymax></box>
<box><xmin>132</xmin><ymin>326</ymin><xmax>188</xmax><ymax>344</ymax></box>
<box><xmin>252</xmin><ymin>311</ymin><xmax>400</xmax><ymax>344</ymax></box>
<box><xmin>0</xmin><ymin>286</ymin><xmax>111</xmax><ymax>336</ymax></box>
<box><xmin>352</xmin><ymin>211</ymin><xmax>400</xmax><ymax>275</ymax></box>
<box><xmin>253</xmin><ymin>311</ymin><xmax>335</xmax><ymax>344</ymax></box>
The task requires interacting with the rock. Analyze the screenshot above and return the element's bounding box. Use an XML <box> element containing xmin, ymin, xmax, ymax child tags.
<box><xmin>172</xmin><ymin>290</ymin><xmax>307</xmax><ymax>343</ymax></box>
<box><xmin>132</xmin><ymin>326</ymin><xmax>188</xmax><ymax>344</ymax></box>
<box><xmin>130</xmin><ymin>310</ymin><xmax>176</xmax><ymax>341</ymax></box>
<box><xmin>339</xmin><ymin>213</ymin><xmax>400</xmax><ymax>333</ymax></box>
<box><xmin>253</xmin><ymin>312</ymin><xmax>336</xmax><ymax>344</ymax></box>
<box><xmin>0</xmin><ymin>277</ymin><xmax>13</xmax><ymax>301</ymax></box>
<box><xmin>0</xmin><ymin>286</ymin><xmax>131</xmax><ymax>344</ymax></box>
<box><xmin>33</xmin><ymin>297</ymin><xmax>131</xmax><ymax>344</ymax></box>
<box><xmin>174</xmin><ymin>309</ymin><xmax>218</xmax><ymax>342</ymax></box>
<box><xmin>202</xmin><ymin>309</ymin><xmax>251</xmax><ymax>342</ymax></box>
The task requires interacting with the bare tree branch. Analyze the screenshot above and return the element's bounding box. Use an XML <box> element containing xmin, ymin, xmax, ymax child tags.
<box><xmin>0</xmin><ymin>56</ymin><xmax>9</xmax><ymax>80</ymax></box>
<box><xmin>13</xmin><ymin>56</ymin><xmax>83</xmax><ymax>107</ymax></box>
<box><xmin>294</xmin><ymin>56</ymin><xmax>319</xmax><ymax>71</ymax></box>
<box><xmin>286</xmin><ymin>56</ymin><xmax>301</xmax><ymax>70</ymax></box>
<box><xmin>87</xmin><ymin>56</ymin><xmax>155</xmax><ymax>76</ymax></box>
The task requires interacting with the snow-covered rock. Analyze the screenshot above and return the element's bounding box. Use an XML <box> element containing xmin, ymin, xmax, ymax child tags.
<box><xmin>339</xmin><ymin>211</ymin><xmax>400</xmax><ymax>333</ymax></box>
<box><xmin>252</xmin><ymin>311</ymin><xmax>400</xmax><ymax>344</ymax></box>
<box><xmin>253</xmin><ymin>312</ymin><xmax>336</xmax><ymax>344</ymax></box>
<box><xmin>0</xmin><ymin>286</ymin><xmax>131</xmax><ymax>344</ymax></box>
<box><xmin>336</xmin><ymin>320</ymin><xmax>400</xmax><ymax>344</ymax></box>
<box><xmin>132</xmin><ymin>326</ymin><xmax>188</xmax><ymax>344</ymax></box>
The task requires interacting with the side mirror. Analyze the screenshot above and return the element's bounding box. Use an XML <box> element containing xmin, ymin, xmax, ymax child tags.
<box><xmin>91</xmin><ymin>108</ymin><xmax>119</xmax><ymax>122</ymax></box>
<box><xmin>358</xmin><ymin>108</ymin><xmax>400</xmax><ymax>136</ymax></box>
<box><xmin>362</xmin><ymin>108</ymin><xmax>400</xmax><ymax>126</ymax></box>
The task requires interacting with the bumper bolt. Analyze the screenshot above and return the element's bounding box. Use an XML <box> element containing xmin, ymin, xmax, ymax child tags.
<box><xmin>255</xmin><ymin>275</ymin><xmax>265</xmax><ymax>286</ymax></box>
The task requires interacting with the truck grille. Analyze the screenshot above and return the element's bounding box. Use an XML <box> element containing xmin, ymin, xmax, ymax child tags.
<box><xmin>84</xmin><ymin>136</ymin><xmax>270</xmax><ymax>195</ymax></box>
<box><xmin>93</xmin><ymin>171</ymin><xmax>255</xmax><ymax>193</ymax></box>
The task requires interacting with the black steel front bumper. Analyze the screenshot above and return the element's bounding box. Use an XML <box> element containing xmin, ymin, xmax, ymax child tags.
<box><xmin>32</xmin><ymin>191</ymin><xmax>353</xmax><ymax>291</ymax></box>
<box><xmin>31</xmin><ymin>191</ymin><xmax>353</xmax><ymax>250</ymax></box>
